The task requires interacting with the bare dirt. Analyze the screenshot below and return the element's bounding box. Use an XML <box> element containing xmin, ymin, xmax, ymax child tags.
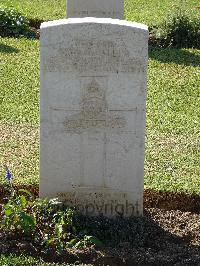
<box><xmin>0</xmin><ymin>185</ymin><xmax>199</xmax><ymax>265</ymax></box>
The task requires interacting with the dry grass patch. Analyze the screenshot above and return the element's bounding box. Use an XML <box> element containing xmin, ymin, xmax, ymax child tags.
<box><xmin>0</xmin><ymin>122</ymin><xmax>39</xmax><ymax>185</ymax></box>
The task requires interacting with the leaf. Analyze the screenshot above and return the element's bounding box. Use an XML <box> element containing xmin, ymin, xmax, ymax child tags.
<box><xmin>18</xmin><ymin>189</ymin><xmax>32</xmax><ymax>197</ymax></box>
<box><xmin>57</xmin><ymin>224</ymin><xmax>63</xmax><ymax>234</ymax></box>
<box><xmin>55</xmin><ymin>223</ymin><xmax>63</xmax><ymax>238</ymax></box>
<box><xmin>19</xmin><ymin>195</ymin><xmax>27</xmax><ymax>208</ymax></box>
<box><xmin>75</xmin><ymin>241</ymin><xmax>84</xmax><ymax>248</ymax></box>
<box><xmin>20</xmin><ymin>212</ymin><xmax>36</xmax><ymax>231</ymax></box>
<box><xmin>70</xmin><ymin>238</ymin><xmax>78</xmax><ymax>245</ymax></box>
<box><xmin>47</xmin><ymin>238</ymin><xmax>55</xmax><ymax>245</ymax></box>
<box><xmin>84</xmin><ymin>235</ymin><xmax>104</xmax><ymax>247</ymax></box>
<box><xmin>4</xmin><ymin>202</ymin><xmax>12</xmax><ymax>209</ymax></box>
<box><xmin>4</xmin><ymin>208</ymin><xmax>12</xmax><ymax>216</ymax></box>
<box><xmin>66</xmin><ymin>238</ymin><xmax>79</xmax><ymax>248</ymax></box>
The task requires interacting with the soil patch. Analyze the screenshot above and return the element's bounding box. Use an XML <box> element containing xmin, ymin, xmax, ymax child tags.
<box><xmin>144</xmin><ymin>189</ymin><xmax>200</xmax><ymax>213</ymax></box>
<box><xmin>29</xmin><ymin>18</ymin><xmax>44</xmax><ymax>29</ymax></box>
<box><xmin>0</xmin><ymin>208</ymin><xmax>199</xmax><ymax>265</ymax></box>
<box><xmin>0</xmin><ymin>185</ymin><xmax>200</xmax><ymax>265</ymax></box>
<box><xmin>0</xmin><ymin>185</ymin><xmax>199</xmax><ymax>213</ymax></box>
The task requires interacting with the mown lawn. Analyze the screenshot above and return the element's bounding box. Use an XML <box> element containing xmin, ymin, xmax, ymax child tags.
<box><xmin>0</xmin><ymin>0</ymin><xmax>199</xmax><ymax>194</ymax></box>
<box><xmin>0</xmin><ymin>254</ymin><xmax>90</xmax><ymax>266</ymax></box>
<box><xmin>1</xmin><ymin>0</ymin><xmax>199</xmax><ymax>24</ymax></box>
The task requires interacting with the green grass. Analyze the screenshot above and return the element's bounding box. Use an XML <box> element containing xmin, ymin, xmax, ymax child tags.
<box><xmin>0</xmin><ymin>38</ymin><xmax>39</xmax><ymax>185</ymax></box>
<box><xmin>0</xmin><ymin>0</ymin><xmax>199</xmax><ymax>194</ymax></box>
<box><xmin>0</xmin><ymin>39</ymin><xmax>39</xmax><ymax>123</ymax></box>
<box><xmin>145</xmin><ymin>48</ymin><xmax>200</xmax><ymax>193</ymax></box>
<box><xmin>0</xmin><ymin>254</ymin><xmax>90</xmax><ymax>266</ymax></box>
<box><xmin>1</xmin><ymin>0</ymin><xmax>199</xmax><ymax>25</ymax></box>
<box><xmin>0</xmin><ymin>0</ymin><xmax>66</xmax><ymax>21</ymax></box>
<box><xmin>125</xmin><ymin>0</ymin><xmax>199</xmax><ymax>26</ymax></box>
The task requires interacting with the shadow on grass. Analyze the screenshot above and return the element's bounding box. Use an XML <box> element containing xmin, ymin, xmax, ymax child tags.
<box><xmin>0</xmin><ymin>43</ymin><xmax>19</xmax><ymax>54</ymax></box>
<box><xmin>149</xmin><ymin>47</ymin><xmax>200</xmax><ymax>67</ymax></box>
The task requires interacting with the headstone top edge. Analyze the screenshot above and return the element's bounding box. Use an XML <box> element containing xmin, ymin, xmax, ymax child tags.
<box><xmin>40</xmin><ymin>18</ymin><xmax>148</xmax><ymax>31</ymax></box>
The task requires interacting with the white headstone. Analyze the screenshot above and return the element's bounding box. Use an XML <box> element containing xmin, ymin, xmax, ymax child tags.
<box><xmin>67</xmin><ymin>0</ymin><xmax>124</xmax><ymax>19</ymax></box>
<box><xmin>40</xmin><ymin>16</ymin><xmax>148</xmax><ymax>217</ymax></box>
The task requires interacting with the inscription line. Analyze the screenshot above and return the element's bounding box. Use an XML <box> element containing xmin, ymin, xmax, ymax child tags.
<box><xmin>50</xmin><ymin>107</ymin><xmax>138</xmax><ymax>112</ymax></box>
<box><xmin>79</xmin><ymin>75</ymin><xmax>107</xmax><ymax>78</ymax></box>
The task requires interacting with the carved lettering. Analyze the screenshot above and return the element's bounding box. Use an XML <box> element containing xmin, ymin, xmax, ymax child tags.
<box><xmin>43</xmin><ymin>39</ymin><xmax>144</xmax><ymax>73</ymax></box>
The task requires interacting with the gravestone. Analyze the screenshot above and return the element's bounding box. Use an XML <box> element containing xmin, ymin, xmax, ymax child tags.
<box><xmin>40</xmin><ymin>2</ymin><xmax>148</xmax><ymax>217</ymax></box>
<box><xmin>67</xmin><ymin>0</ymin><xmax>124</xmax><ymax>19</ymax></box>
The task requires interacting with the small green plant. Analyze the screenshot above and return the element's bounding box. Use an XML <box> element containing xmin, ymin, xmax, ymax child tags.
<box><xmin>0</xmin><ymin>167</ymin><xmax>36</xmax><ymax>235</ymax></box>
<box><xmin>0</xmin><ymin>166</ymin><xmax>104</xmax><ymax>252</ymax></box>
<box><xmin>2</xmin><ymin>192</ymin><xmax>36</xmax><ymax>234</ymax></box>
<box><xmin>42</xmin><ymin>208</ymin><xmax>75</xmax><ymax>252</ymax></box>
<box><xmin>161</xmin><ymin>13</ymin><xmax>199</xmax><ymax>48</ymax></box>
<box><xmin>153</xmin><ymin>7</ymin><xmax>200</xmax><ymax>48</ymax></box>
<box><xmin>0</xmin><ymin>6</ymin><xmax>34</xmax><ymax>37</ymax></box>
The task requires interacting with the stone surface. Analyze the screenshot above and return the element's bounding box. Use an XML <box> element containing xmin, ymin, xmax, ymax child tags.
<box><xmin>67</xmin><ymin>0</ymin><xmax>124</xmax><ymax>19</ymax></box>
<box><xmin>40</xmin><ymin>18</ymin><xmax>148</xmax><ymax>217</ymax></box>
